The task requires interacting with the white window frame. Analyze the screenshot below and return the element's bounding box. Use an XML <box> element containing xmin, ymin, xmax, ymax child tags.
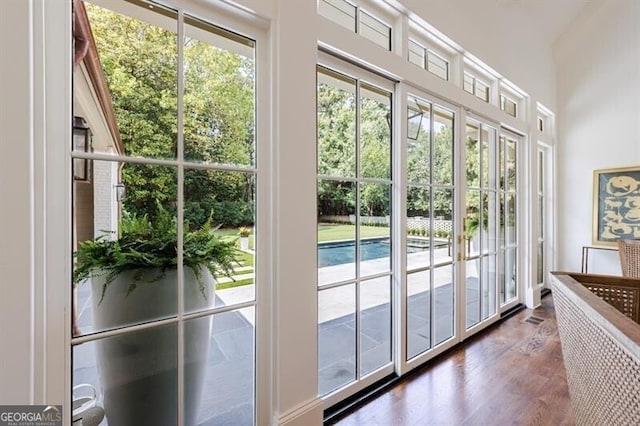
<box><xmin>40</xmin><ymin>1</ymin><xmax>271</xmax><ymax>423</ymax></box>
<box><xmin>316</xmin><ymin>51</ymin><xmax>396</xmax><ymax>409</ymax></box>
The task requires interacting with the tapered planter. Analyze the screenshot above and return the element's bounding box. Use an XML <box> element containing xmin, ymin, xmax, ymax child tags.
<box><xmin>91</xmin><ymin>267</ymin><xmax>215</xmax><ymax>426</ymax></box>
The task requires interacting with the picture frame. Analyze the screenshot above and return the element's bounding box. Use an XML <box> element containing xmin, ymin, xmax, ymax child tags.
<box><xmin>592</xmin><ymin>165</ymin><xmax>640</xmax><ymax>246</ymax></box>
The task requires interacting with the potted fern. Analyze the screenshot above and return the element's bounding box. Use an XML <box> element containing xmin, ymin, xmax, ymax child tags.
<box><xmin>73</xmin><ymin>202</ymin><xmax>238</xmax><ymax>426</ymax></box>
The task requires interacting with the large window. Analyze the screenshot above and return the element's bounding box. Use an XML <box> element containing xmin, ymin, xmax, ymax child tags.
<box><xmin>71</xmin><ymin>1</ymin><xmax>258</xmax><ymax>424</ymax></box>
<box><xmin>317</xmin><ymin>64</ymin><xmax>393</xmax><ymax>399</ymax></box>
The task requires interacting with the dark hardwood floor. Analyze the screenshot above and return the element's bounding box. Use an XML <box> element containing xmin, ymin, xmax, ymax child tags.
<box><xmin>333</xmin><ymin>295</ymin><xmax>575</xmax><ymax>426</ymax></box>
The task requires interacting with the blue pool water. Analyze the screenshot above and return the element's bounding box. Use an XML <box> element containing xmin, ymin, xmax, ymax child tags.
<box><xmin>318</xmin><ymin>238</ymin><xmax>430</xmax><ymax>267</ymax></box>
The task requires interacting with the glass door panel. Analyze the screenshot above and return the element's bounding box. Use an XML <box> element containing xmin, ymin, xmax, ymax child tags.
<box><xmin>405</xmin><ymin>94</ymin><xmax>455</xmax><ymax>360</ymax></box>
<box><xmin>464</xmin><ymin>119</ymin><xmax>498</xmax><ymax>329</ymax></box>
<box><xmin>317</xmin><ymin>64</ymin><xmax>393</xmax><ymax>399</ymax></box>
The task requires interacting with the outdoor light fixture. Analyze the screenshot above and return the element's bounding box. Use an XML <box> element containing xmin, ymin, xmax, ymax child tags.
<box><xmin>73</xmin><ymin>116</ymin><xmax>92</xmax><ymax>181</ymax></box>
<box><xmin>115</xmin><ymin>183</ymin><xmax>126</xmax><ymax>202</ymax></box>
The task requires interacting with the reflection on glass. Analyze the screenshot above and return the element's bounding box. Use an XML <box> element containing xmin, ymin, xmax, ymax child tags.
<box><xmin>73</xmin><ymin>161</ymin><xmax>177</xmax><ymax>336</ymax></box>
<box><xmin>360</xmin><ymin>277</ymin><xmax>391</xmax><ymax>376</ymax></box>
<box><xmin>73</xmin><ymin>325</ymin><xmax>178</xmax><ymax>425</ymax></box>
<box><xmin>506</xmin><ymin>193</ymin><xmax>517</xmax><ymax>245</ymax></box>
<box><xmin>466</xmin><ymin>189</ymin><xmax>481</xmax><ymax>258</ymax></box>
<box><xmin>360</xmin><ymin>83</ymin><xmax>391</xmax><ymax>180</ymax></box>
<box><xmin>183</xmin><ymin>17</ymin><xmax>255</xmax><ymax>166</ymax></box>
<box><xmin>318</xmin><ymin>180</ymin><xmax>356</xmax><ymax>285</ymax></box>
<box><xmin>484</xmin><ymin>191</ymin><xmax>497</xmax><ymax>254</ymax></box>
<box><xmin>318</xmin><ymin>69</ymin><xmax>356</xmax><ymax>178</ymax></box>
<box><xmin>407</xmin><ymin>270</ymin><xmax>430</xmax><ymax>359</ymax></box>
<box><xmin>318</xmin><ymin>285</ymin><xmax>356</xmax><ymax>395</ymax></box>
<box><xmin>434</xmin><ymin>264</ymin><xmax>454</xmax><ymax>345</ymax></box>
<box><xmin>466</xmin><ymin>259</ymin><xmax>480</xmax><ymax>328</ymax></box>
<box><xmin>481</xmin><ymin>255</ymin><xmax>497</xmax><ymax>320</ymax></box>
<box><xmin>537</xmin><ymin>242</ymin><xmax>544</xmax><ymax>284</ymax></box>
<box><xmin>187</xmin><ymin>308</ymin><xmax>255</xmax><ymax>426</ymax></box>
<box><xmin>360</xmin><ymin>183</ymin><xmax>391</xmax><ymax>277</ymax></box>
<box><xmin>84</xmin><ymin>2</ymin><xmax>177</xmax><ymax>159</ymax></box>
<box><xmin>466</xmin><ymin>123</ymin><xmax>480</xmax><ymax>188</ymax></box>
<box><xmin>184</xmin><ymin>169</ymin><xmax>256</xmax><ymax>312</ymax></box>
<box><xmin>505</xmin><ymin>248</ymin><xmax>517</xmax><ymax>301</ymax></box>
<box><xmin>506</xmin><ymin>139</ymin><xmax>517</xmax><ymax>191</ymax></box>
<box><xmin>433</xmin><ymin>106</ymin><xmax>454</xmax><ymax>185</ymax></box>
<box><xmin>407</xmin><ymin>99</ymin><xmax>430</xmax><ymax>185</ymax></box>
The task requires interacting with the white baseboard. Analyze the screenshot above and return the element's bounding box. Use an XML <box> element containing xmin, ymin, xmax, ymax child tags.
<box><xmin>274</xmin><ymin>397</ymin><xmax>324</xmax><ymax>426</ymax></box>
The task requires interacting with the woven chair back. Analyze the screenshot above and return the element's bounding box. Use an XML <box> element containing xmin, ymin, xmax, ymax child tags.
<box><xmin>618</xmin><ymin>238</ymin><xmax>640</xmax><ymax>278</ymax></box>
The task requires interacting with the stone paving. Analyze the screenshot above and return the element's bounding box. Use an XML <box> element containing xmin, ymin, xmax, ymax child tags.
<box><xmin>73</xmin><ymin>248</ymin><xmax>490</xmax><ymax>425</ymax></box>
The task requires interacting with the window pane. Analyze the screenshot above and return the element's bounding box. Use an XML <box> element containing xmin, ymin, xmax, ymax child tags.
<box><xmin>463</xmin><ymin>73</ymin><xmax>474</xmax><ymax>94</ymax></box>
<box><xmin>466</xmin><ymin>259</ymin><xmax>480</xmax><ymax>328</ymax></box>
<box><xmin>407</xmin><ymin>270</ymin><xmax>430</xmax><ymax>359</ymax></box>
<box><xmin>407</xmin><ymin>186</ymin><xmax>431</xmax><ymax>270</ymax></box>
<box><xmin>84</xmin><ymin>2</ymin><xmax>178</xmax><ymax>159</ymax></box>
<box><xmin>501</xmin><ymin>95</ymin><xmax>517</xmax><ymax>117</ymax></box>
<box><xmin>504</xmin><ymin>248</ymin><xmax>517</xmax><ymax>301</ymax></box>
<box><xmin>358</xmin><ymin>10</ymin><xmax>391</xmax><ymax>50</ymax></box>
<box><xmin>427</xmin><ymin>50</ymin><xmax>448</xmax><ymax>80</ymax></box>
<box><xmin>318</xmin><ymin>69</ymin><xmax>357</xmax><ymax>178</ymax></box>
<box><xmin>505</xmin><ymin>193</ymin><xmax>517</xmax><ymax>245</ymax></box>
<box><xmin>183</xmin><ymin>17</ymin><xmax>255</xmax><ymax>166</ymax></box>
<box><xmin>184</xmin><ymin>169</ymin><xmax>255</xmax><ymax>312</ymax></box>
<box><xmin>360</xmin><ymin>277</ymin><xmax>391</xmax><ymax>376</ymax></box>
<box><xmin>465</xmin><ymin>189</ymin><xmax>481</xmax><ymax>258</ymax></box>
<box><xmin>318</xmin><ymin>180</ymin><xmax>356</xmax><ymax>285</ymax></box>
<box><xmin>433</xmin><ymin>264</ymin><xmax>454</xmax><ymax>345</ymax></box>
<box><xmin>319</xmin><ymin>0</ymin><xmax>357</xmax><ymax>32</ymax></box>
<box><xmin>408</xmin><ymin>39</ymin><xmax>425</xmax><ymax>68</ymax></box>
<box><xmin>433</xmin><ymin>188</ymin><xmax>453</xmax><ymax>265</ymax></box>
<box><xmin>481</xmin><ymin>255</ymin><xmax>497</xmax><ymax>320</ymax></box>
<box><xmin>475</xmin><ymin>79</ymin><xmax>490</xmax><ymax>102</ymax></box>
<box><xmin>506</xmin><ymin>139</ymin><xmax>517</xmax><ymax>191</ymax></box>
<box><xmin>537</xmin><ymin>241</ymin><xmax>544</xmax><ymax>284</ymax></box>
<box><xmin>360</xmin><ymin>183</ymin><xmax>391</xmax><ymax>277</ymax></box>
<box><xmin>73</xmin><ymin>324</ymin><xmax>178</xmax><ymax>425</ymax></box>
<box><xmin>186</xmin><ymin>308</ymin><xmax>255</xmax><ymax>425</ymax></box>
<box><xmin>466</xmin><ymin>122</ymin><xmax>480</xmax><ymax>189</ymax></box>
<box><xmin>73</xmin><ymin>161</ymin><xmax>177</xmax><ymax>336</ymax></box>
<box><xmin>319</xmin><ymin>284</ymin><xmax>356</xmax><ymax>394</ymax></box>
<box><xmin>360</xmin><ymin>83</ymin><xmax>391</xmax><ymax>179</ymax></box>
<box><xmin>433</xmin><ymin>106</ymin><xmax>454</xmax><ymax>185</ymax></box>
<box><xmin>407</xmin><ymin>99</ymin><xmax>430</xmax><ymax>184</ymax></box>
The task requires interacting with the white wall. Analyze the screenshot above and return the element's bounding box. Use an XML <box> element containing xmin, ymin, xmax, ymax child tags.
<box><xmin>554</xmin><ymin>0</ymin><xmax>640</xmax><ymax>273</ymax></box>
<box><xmin>399</xmin><ymin>0</ymin><xmax>558</xmax><ymax>109</ymax></box>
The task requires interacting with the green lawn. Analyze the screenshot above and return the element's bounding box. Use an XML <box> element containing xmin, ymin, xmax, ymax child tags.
<box><xmin>317</xmin><ymin>224</ymin><xmax>389</xmax><ymax>242</ymax></box>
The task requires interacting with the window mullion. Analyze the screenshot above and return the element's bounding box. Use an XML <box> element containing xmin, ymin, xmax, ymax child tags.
<box><xmin>176</xmin><ymin>9</ymin><xmax>186</xmax><ymax>426</ymax></box>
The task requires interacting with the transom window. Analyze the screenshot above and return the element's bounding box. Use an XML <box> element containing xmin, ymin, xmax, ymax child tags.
<box><xmin>463</xmin><ymin>72</ymin><xmax>490</xmax><ymax>102</ymax></box>
<box><xmin>408</xmin><ymin>39</ymin><xmax>449</xmax><ymax>81</ymax></box>
<box><xmin>319</xmin><ymin>0</ymin><xmax>392</xmax><ymax>50</ymax></box>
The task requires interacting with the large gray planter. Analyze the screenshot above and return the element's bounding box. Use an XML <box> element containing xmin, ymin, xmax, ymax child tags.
<box><xmin>91</xmin><ymin>267</ymin><xmax>215</xmax><ymax>425</ymax></box>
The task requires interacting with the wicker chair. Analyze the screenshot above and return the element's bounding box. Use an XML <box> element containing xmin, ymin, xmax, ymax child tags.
<box><xmin>551</xmin><ymin>272</ymin><xmax>640</xmax><ymax>425</ymax></box>
<box><xmin>618</xmin><ymin>238</ymin><xmax>640</xmax><ymax>278</ymax></box>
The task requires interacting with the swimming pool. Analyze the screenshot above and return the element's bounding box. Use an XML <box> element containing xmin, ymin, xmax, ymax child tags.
<box><xmin>318</xmin><ymin>238</ymin><xmax>430</xmax><ymax>267</ymax></box>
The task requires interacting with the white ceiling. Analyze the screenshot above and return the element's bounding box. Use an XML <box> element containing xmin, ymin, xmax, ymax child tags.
<box><xmin>494</xmin><ymin>0</ymin><xmax>600</xmax><ymax>44</ymax></box>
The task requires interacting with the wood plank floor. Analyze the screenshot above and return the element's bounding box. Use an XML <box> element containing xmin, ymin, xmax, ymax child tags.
<box><xmin>332</xmin><ymin>295</ymin><xmax>575</xmax><ymax>426</ymax></box>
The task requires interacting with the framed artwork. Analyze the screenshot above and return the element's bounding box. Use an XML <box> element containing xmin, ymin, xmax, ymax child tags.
<box><xmin>593</xmin><ymin>166</ymin><xmax>640</xmax><ymax>246</ymax></box>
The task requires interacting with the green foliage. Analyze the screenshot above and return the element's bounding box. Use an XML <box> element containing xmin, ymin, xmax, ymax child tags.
<box><xmin>73</xmin><ymin>202</ymin><xmax>238</xmax><ymax>303</ymax></box>
<box><xmin>86</xmin><ymin>4</ymin><xmax>255</xmax><ymax>228</ymax></box>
